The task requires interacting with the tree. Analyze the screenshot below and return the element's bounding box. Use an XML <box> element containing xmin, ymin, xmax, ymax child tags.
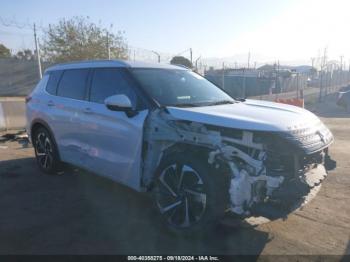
<box><xmin>24</xmin><ymin>49</ymin><xmax>34</xmax><ymax>60</ymax></box>
<box><xmin>41</xmin><ymin>16</ymin><xmax>128</xmax><ymax>63</ymax></box>
<box><xmin>170</xmin><ymin>56</ymin><xmax>192</xmax><ymax>68</ymax></box>
<box><xmin>16</xmin><ymin>51</ymin><xmax>25</xmax><ymax>60</ymax></box>
<box><xmin>0</xmin><ymin>43</ymin><xmax>11</xmax><ymax>58</ymax></box>
<box><xmin>15</xmin><ymin>49</ymin><xmax>34</xmax><ymax>60</ymax></box>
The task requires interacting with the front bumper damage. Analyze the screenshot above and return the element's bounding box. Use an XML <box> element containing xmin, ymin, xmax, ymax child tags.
<box><xmin>208</xmin><ymin>117</ymin><xmax>334</xmax><ymax>217</ymax></box>
<box><xmin>228</xmin><ymin>160</ymin><xmax>329</xmax><ymax>218</ymax></box>
<box><xmin>142</xmin><ymin>109</ymin><xmax>335</xmax><ymax>218</ymax></box>
<box><xmin>224</xmin><ymin>134</ymin><xmax>333</xmax><ymax>217</ymax></box>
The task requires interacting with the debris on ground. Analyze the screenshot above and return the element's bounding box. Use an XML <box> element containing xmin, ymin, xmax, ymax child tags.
<box><xmin>0</xmin><ymin>130</ymin><xmax>29</xmax><ymax>148</ymax></box>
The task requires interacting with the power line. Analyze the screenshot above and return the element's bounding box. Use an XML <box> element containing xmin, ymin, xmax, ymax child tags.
<box><xmin>0</xmin><ymin>18</ymin><xmax>44</xmax><ymax>78</ymax></box>
<box><xmin>128</xmin><ymin>45</ymin><xmax>175</xmax><ymax>62</ymax></box>
<box><xmin>0</xmin><ymin>16</ymin><xmax>31</xmax><ymax>29</ymax></box>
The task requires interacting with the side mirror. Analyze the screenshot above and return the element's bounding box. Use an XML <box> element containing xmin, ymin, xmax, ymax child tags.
<box><xmin>104</xmin><ymin>94</ymin><xmax>138</xmax><ymax>117</ymax></box>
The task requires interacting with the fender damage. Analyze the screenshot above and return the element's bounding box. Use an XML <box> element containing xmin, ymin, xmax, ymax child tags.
<box><xmin>142</xmin><ymin>102</ymin><xmax>335</xmax><ymax>217</ymax></box>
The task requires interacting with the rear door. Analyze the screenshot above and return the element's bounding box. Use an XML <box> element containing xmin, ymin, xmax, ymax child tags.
<box><xmin>79</xmin><ymin>67</ymin><xmax>148</xmax><ymax>190</ymax></box>
<box><xmin>51</xmin><ymin>68</ymin><xmax>91</xmax><ymax>166</ymax></box>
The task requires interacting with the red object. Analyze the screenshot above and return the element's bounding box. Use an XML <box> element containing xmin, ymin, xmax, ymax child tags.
<box><xmin>275</xmin><ymin>98</ymin><xmax>304</xmax><ymax>108</ymax></box>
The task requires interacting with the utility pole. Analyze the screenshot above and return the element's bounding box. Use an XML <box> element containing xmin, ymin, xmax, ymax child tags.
<box><xmin>247</xmin><ymin>51</ymin><xmax>251</xmax><ymax>69</ymax></box>
<box><xmin>194</xmin><ymin>56</ymin><xmax>201</xmax><ymax>72</ymax></box>
<box><xmin>33</xmin><ymin>23</ymin><xmax>42</xmax><ymax>79</ymax></box>
<box><xmin>276</xmin><ymin>60</ymin><xmax>280</xmax><ymax>93</ymax></box>
<box><xmin>319</xmin><ymin>70</ymin><xmax>323</xmax><ymax>102</ymax></box>
<box><xmin>107</xmin><ymin>31</ymin><xmax>111</xmax><ymax>60</ymax></box>
<box><xmin>340</xmin><ymin>55</ymin><xmax>344</xmax><ymax>86</ymax></box>
<box><xmin>340</xmin><ymin>55</ymin><xmax>344</xmax><ymax>70</ymax></box>
<box><xmin>222</xmin><ymin>62</ymin><xmax>225</xmax><ymax>90</ymax></box>
<box><xmin>190</xmin><ymin>48</ymin><xmax>193</xmax><ymax>65</ymax></box>
<box><xmin>348</xmin><ymin>60</ymin><xmax>350</xmax><ymax>84</ymax></box>
<box><xmin>242</xmin><ymin>67</ymin><xmax>246</xmax><ymax>98</ymax></box>
<box><xmin>311</xmin><ymin>57</ymin><xmax>315</xmax><ymax>68</ymax></box>
<box><xmin>296</xmin><ymin>72</ymin><xmax>299</xmax><ymax>99</ymax></box>
<box><xmin>319</xmin><ymin>47</ymin><xmax>327</xmax><ymax>101</ymax></box>
<box><xmin>151</xmin><ymin>51</ymin><xmax>160</xmax><ymax>63</ymax></box>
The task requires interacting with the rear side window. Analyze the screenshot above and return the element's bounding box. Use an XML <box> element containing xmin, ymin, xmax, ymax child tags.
<box><xmin>57</xmin><ymin>69</ymin><xmax>89</xmax><ymax>100</ymax></box>
<box><xmin>90</xmin><ymin>68</ymin><xmax>136</xmax><ymax>104</ymax></box>
<box><xmin>46</xmin><ymin>70</ymin><xmax>63</xmax><ymax>95</ymax></box>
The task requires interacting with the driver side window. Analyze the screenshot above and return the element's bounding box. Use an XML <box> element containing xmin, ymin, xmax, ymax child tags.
<box><xmin>89</xmin><ymin>68</ymin><xmax>137</xmax><ymax>106</ymax></box>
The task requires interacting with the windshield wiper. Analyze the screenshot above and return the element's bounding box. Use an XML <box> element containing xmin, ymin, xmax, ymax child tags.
<box><xmin>172</xmin><ymin>100</ymin><xmax>236</xmax><ymax>108</ymax></box>
<box><xmin>172</xmin><ymin>103</ymin><xmax>202</xmax><ymax>108</ymax></box>
<box><xmin>206</xmin><ymin>100</ymin><xmax>236</xmax><ymax>106</ymax></box>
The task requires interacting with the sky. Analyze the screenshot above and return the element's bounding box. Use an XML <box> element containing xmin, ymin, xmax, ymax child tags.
<box><xmin>1</xmin><ymin>0</ymin><xmax>350</xmax><ymax>66</ymax></box>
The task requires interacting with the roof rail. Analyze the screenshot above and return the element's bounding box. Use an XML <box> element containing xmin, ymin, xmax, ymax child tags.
<box><xmin>172</xmin><ymin>64</ymin><xmax>191</xmax><ymax>70</ymax></box>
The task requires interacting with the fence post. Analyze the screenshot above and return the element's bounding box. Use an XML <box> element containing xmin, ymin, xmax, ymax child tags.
<box><xmin>242</xmin><ymin>67</ymin><xmax>246</xmax><ymax>98</ymax></box>
<box><xmin>319</xmin><ymin>71</ymin><xmax>323</xmax><ymax>102</ymax></box>
<box><xmin>222</xmin><ymin>62</ymin><xmax>225</xmax><ymax>90</ymax></box>
<box><xmin>296</xmin><ymin>73</ymin><xmax>299</xmax><ymax>99</ymax></box>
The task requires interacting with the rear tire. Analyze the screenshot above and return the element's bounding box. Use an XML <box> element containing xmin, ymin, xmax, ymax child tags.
<box><xmin>152</xmin><ymin>152</ymin><xmax>229</xmax><ymax>236</ymax></box>
<box><xmin>33</xmin><ymin>127</ymin><xmax>61</xmax><ymax>174</ymax></box>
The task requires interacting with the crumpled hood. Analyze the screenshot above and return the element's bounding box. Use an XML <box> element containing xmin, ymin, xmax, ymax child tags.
<box><xmin>166</xmin><ymin>99</ymin><xmax>321</xmax><ymax>132</ymax></box>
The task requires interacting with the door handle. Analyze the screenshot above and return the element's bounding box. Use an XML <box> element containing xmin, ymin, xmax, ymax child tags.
<box><xmin>47</xmin><ymin>100</ymin><xmax>55</xmax><ymax>107</ymax></box>
<box><xmin>83</xmin><ymin>108</ymin><xmax>94</xmax><ymax>114</ymax></box>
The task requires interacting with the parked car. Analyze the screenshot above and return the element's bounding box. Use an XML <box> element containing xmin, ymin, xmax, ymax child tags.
<box><xmin>336</xmin><ymin>90</ymin><xmax>350</xmax><ymax>111</ymax></box>
<box><xmin>26</xmin><ymin>60</ymin><xmax>334</xmax><ymax>234</ymax></box>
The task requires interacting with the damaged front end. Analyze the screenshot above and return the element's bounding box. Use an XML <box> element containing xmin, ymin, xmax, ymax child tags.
<box><xmin>142</xmin><ymin>108</ymin><xmax>335</xmax><ymax>218</ymax></box>
<box><xmin>226</xmin><ymin>128</ymin><xmax>334</xmax><ymax>217</ymax></box>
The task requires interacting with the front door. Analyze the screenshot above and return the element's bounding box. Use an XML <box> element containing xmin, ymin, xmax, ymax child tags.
<box><xmin>79</xmin><ymin>68</ymin><xmax>148</xmax><ymax>191</ymax></box>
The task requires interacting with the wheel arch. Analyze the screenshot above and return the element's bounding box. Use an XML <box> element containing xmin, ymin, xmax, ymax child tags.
<box><xmin>147</xmin><ymin>142</ymin><xmax>228</xmax><ymax>190</ymax></box>
<box><xmin>160</xmin><ymin>142</ymin><xmax>231</xmax><ymax>172</ymax></box>
<box><xmin>161</xmin><ymin>143</ymin><xmax>213</xmax><ymax>161</ymax></box>
<box><xmin>30</xmin><ymin>119</ymin><xmax>61</xmax><ymax>160</ymax></box>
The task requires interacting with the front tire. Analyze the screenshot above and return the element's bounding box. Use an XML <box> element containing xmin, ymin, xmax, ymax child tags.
<box><xmin>33</xmin><ymin>127</ymin><xmax>61</xmax><ymax>174</ymax></box>
<box><xmin>153</xmin><ymin>152</ymin><xmax>229</xmax><ymax>236</ymax></box>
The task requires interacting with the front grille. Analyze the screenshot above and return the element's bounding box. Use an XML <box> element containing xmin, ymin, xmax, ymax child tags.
<box><xmin>279</xmin><ymin>120</ymin><xmax>333</xmax><ymax>154</ymax></box>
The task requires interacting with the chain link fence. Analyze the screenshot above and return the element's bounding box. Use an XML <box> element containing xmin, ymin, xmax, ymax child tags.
<box><xmin>1</xmin><ymin>24</ymin><xmax>350</xmax><ymax>100</ymax></box>
<box><xmin>205</xmin><ymin>67</ymin><xmax>350</xmax><ymax>102</ymax></box>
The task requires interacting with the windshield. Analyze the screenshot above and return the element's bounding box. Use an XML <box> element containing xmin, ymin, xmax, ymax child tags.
<box><xmin>131</xmin><ymin>68</ymin><xmax>235</xmax><ymax>107</ymax></box>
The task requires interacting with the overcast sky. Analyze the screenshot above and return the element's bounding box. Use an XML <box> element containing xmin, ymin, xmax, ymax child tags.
<box><xmin>1</xmin><ymin>0</ymin><xmax>349</xmax><ymax>65</ymax></box>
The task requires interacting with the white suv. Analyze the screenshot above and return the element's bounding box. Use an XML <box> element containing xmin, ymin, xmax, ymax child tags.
<box><xmin>26</xmin><ymin>60</ymin><xmax>334</xmax><ymax>234</ymax></box>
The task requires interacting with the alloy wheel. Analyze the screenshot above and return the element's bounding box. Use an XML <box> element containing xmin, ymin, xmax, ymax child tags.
<box><xmin>155</xmin><ymin>163</ymin><xmax>207</xmax><ymax>228</ymax></box>
<box><xmin>35</xmin><ymin>132</ymin><xmax>54</xmax><ymax>170</ymax></box>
